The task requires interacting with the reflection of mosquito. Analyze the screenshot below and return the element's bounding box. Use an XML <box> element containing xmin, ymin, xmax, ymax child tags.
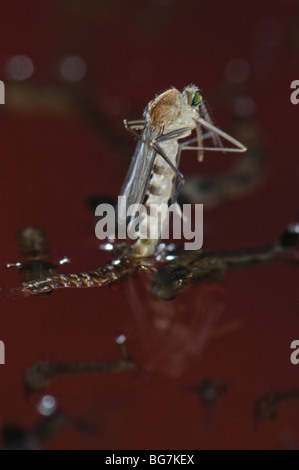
<box><xmin>150</xmin><ymin>223</ymin><xmax>299</xmax><ymax>300</ymax></box>
<box><xmin>7</xmin><ymin>227</ymin><xmax>69</xmax><ymax>295</ymax></box>
<box><xmin>24</xmin><ymin>335</ymin><xmax>135</xmax><ymax>393</ymax></box>
<box><xmin>194</xmin><ymin>379</ymin><xmax>227</xmax><ymax>424</ymax></box>
<box><xmin>119</xmin><ymin>85</ymin><xmax>246</xmax><ymax>256</ymax></box>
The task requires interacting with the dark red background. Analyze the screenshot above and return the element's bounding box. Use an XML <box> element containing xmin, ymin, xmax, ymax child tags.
<box><xmin>0</xmin><ymin>0</ymin><xmax>298</xmax><ymax>450</ymax></box>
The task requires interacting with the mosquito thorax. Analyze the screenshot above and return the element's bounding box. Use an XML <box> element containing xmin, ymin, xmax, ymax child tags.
<box><xmin>147</xmin><ymin>86</ymin><xmax>199</xmax><ymax>133</ymax></box>
<box><xmin>148</xmin><ymin>88</ymin><xmax>181</xmax><ymax>130</ymax></box>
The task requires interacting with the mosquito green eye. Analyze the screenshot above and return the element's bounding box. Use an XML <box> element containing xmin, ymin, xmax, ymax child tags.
<box><xmin>192</xmin><ymin>91</ymin><xmax>201</xmax><ymax>106</ymax></box>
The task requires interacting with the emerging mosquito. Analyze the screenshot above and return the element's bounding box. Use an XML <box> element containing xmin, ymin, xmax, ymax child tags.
<box><xmin>7</xmin><ymin>227</ymin><xmax>70</xmax><ymax>295</ymax></box>
<box><xmin>150</xmin><ymin>223</ymin><xmax>299</xmax><ymax>300</ymax></box>
<box><xmin>119</xmin><ymin>84</ymin><xmax>246</xmax><ymax>256</ymax></box>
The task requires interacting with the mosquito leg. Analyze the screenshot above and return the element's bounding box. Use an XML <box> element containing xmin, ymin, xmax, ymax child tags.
<box><xmin>124</xmin><ymin>119</ymin><xmax>146</xmax><ymax>139</ymax></box>
<box><xmin>180</xmin><ymin>132</ymin><xmax>213</xmax><ymax>147</ymax></box>
<box><xmin>178</xmin><ymin>132</ymin><xmax>212</xmax><ymax>163</ymax></box>
<box><xmin>153</xmin><ymin>119</ymin><xmax>246</xmax><ymax>155</ymax></box>
<box><xmin>176</xmin><ymin>135</ymin><xmax>216</xmax><ymax>171</ymax></box>
<box><xmin>155</xmin><ymin>127</ymin><xmax>192</xmax><ymax>143</ymax></box>
<box><xmin>151</xmin><ymin>129</ymin><xmax>195</xmax><ymax>204</ymax></box>
<box><xmin>150</xmin><ymin>141</ymin><xmax>185</xmax><ymax>185</ymax></box>
<box><xmin>124</xmin><ymin>119</ymin><xmax>146</xmax><ymax>129</ymax></box>
<box><xmin>178</xmin><ymin>131</ymin><xmax>214</xmax><ymax>166</ymax></box>
<box><xmin>150</xmin><ymin>140</ymin><xmax>186</xmax><ymax>205</ymax></box>
<box><xmin>153</xmin><ymin>126</ymin><xmax>213</xmax><ymax>176</ymax></box>
<box><xmin>195</xmin><ymin>119</ymin><xmax>203</xmax><ymax>161</ymax></box>
<box><xmin>152</xmin><ymin>125</ymin><xmax>193</xmax><ymax>181</ymax></box>
<box><xmin>189</xmin><ymin>118</ymin><xmax>247</xmax><ymax>153</ymax></box>
<box><xmin>182</xmin><ymin>145</ymin><xmax>246</xmax><ymax>153</ymax></box>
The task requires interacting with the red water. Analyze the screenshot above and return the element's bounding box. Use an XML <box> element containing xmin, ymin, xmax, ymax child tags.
<box><xmin>0</xmin><ymin>0</ymin><xmax>298</xmax><ymax>450</ymax></box>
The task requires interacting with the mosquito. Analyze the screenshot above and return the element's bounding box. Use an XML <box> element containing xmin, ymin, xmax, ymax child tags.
<box><xmin>119</xmin><ymin>84</ymin><xmax>247</xmax><ymax>256</ymax></box>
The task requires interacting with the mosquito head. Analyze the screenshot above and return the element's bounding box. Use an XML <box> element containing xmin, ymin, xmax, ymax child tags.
<box><xmin>181</xmin><ymin>84</ymin><xmax>202</xmax><ymax>108</ymax></box>
<box><xmin>180</xmin><ymin>84</ymin><xmax>202</xmax><ymax>127</ymax></box>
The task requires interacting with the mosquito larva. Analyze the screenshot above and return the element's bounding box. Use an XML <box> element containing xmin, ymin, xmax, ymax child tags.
<box><xmin>23</xmin><ymin>336</ymin><xmax>135</xmax><ymax>393</ymax></box>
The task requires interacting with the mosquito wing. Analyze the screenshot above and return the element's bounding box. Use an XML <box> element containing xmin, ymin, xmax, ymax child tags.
<box><xmin>118</xmin><ymin>124</ymin><xmax>156</xmax><ymax>221</ymax></box>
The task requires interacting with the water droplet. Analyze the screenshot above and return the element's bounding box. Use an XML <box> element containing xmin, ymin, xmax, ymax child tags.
<box><xmin>59</xmin><ymin>55</ymin><xmax>87</xmax><ymax>82</ymax></box>
<box><xmin>37</xmin><ymin>395</ymin><xmax>57</xmax><ymax>416</ymax></box>
<box><xmin>6</xmin><ymin>55</ymin><xmax>34</xmax><ymax>80</ymax></box>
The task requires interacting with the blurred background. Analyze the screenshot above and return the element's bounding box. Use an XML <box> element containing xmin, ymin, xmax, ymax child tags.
<box><xmin>0</xmin><ymin>0</ymin><xmax>299</xmax><ymax>450</ymax></box>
